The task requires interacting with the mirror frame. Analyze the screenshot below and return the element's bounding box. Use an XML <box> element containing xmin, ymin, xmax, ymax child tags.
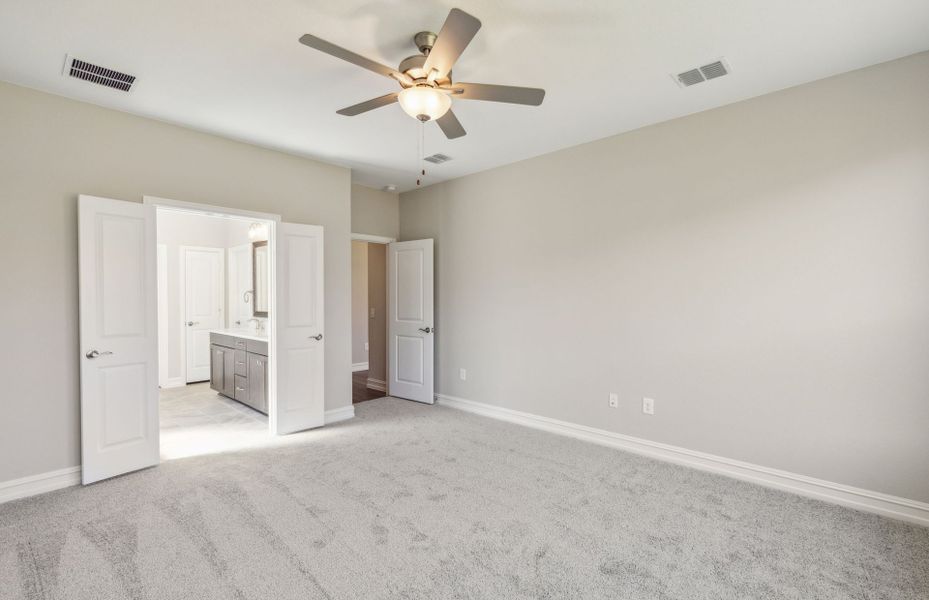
<box><xmin>252</xmin><ymin>240</ymin><xmax>269</xmax><ymax>317</ymax></box>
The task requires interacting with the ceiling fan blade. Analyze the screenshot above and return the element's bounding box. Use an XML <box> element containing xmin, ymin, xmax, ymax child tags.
<box><xmin>336</xmin><ymin>92</ymin><xmax>399</xmax><ymax>116</ymax></box>
<box><xmin>448</xmin><ymin>82</ymin><xmax>545</xmax><ymax>106</ymax></box>
<box><xmin>436</xmin><ymin>109</ymin><xmax>466</xmax><ymax>139</ymax></box>
<box><xmin>422</xmin><ymin>8</ymin><xmax>481</xmax><ymax>79</ymax></box>
<box><xmin>299</xmin><ymin>34</ymin><xmax>408</xmax><ymax>82</ymax></box>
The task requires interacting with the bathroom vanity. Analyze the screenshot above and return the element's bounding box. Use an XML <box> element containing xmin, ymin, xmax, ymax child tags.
<box><xmin>210</xmin><ymin>330</ymin><xmax>269</xmax><ymax>414</ymax></box>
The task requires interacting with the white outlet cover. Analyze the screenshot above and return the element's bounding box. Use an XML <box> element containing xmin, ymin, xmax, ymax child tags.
<box><xmin>459</xmin><ymin>368</ymin><xmax>467</xmax><ymax>381</ymax></box>
<box><xmin>643</xmin><ymin>397</ymin><xmax>655</xmax><ymax>415</ymax></box>
<box><xmin>609</xmin><ymin>393</ymin><xmax>619</xmax><ymax>408</ymax></box>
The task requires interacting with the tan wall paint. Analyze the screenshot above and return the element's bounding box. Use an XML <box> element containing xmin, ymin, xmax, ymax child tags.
<box><xmin>0</xmin><ymin>81</ymin><xmax>352</xmax><ymax>483</ymax></box>
<box><xmin>351</xmin><ymin>240</ymin><xmax>369</xmax><ymax>365</ymax></box>
<box><xmin>366</xmin><ymin>243</ymin><xmax>388</xmax><ymax>385</ymax></box>
<box><xmin>351</xmin><ymin>184</ymin><xmax>399</xmax><ymax>239</ymax></box>
<box><xmin>400</xmin><ymin>52</ymin><xmax>929</xmax><ymax>503</ymax></box>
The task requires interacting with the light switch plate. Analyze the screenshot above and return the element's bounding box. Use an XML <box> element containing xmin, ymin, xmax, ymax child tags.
<box><xmin>608</xmin><ymin>393</ymin><xmax>619</xmax><ymax>408</ymax></box>
<box><xmin>459</xmin><ymin>368</ymin><xmax>467</xmax><ymax>381</ymax></box>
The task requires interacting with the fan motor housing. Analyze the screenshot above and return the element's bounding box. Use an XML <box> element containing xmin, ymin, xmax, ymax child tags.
<box><xmin>398</xmin><ymin>54</ymin><xmax>452</xmax><ymax>87</ymax></box>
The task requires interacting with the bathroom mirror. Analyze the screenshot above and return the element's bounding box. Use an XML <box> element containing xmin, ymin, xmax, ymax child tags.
<box><xmin>252</xmin><ymin>241</ymin><xmax>269</xmax><ymax>317</ymax></box>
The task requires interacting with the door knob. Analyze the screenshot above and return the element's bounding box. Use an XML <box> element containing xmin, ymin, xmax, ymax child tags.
<box><xmin>85</xmin><ymin>350</ymin><xmax>113</xmax><ymax>359</ymax></box>
<box><xmin>186</xmin><ymin>321</ymin><xmax>199</xmax><ymax>327</ymax></box>
<box><xmin>309</xmin><ymin>334</ymin><xmax>323</xmax><ymax>341</ymax></box>
<box><xmin>418</xmin><ymin>327</ymin><xmax>433</xmax><ymax>334</ymax></box>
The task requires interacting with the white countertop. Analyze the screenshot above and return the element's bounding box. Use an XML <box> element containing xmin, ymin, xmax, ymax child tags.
<box><xmin>210</xmin><ymin>328</ymin><xmax>268</xmax><ymax>342</ymax></box>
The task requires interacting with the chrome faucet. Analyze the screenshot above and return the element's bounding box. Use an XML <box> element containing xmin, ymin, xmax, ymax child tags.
<box><xmin>247</xmin><ymin>318</ymin><xmax>262</xmax><ymax>332</ymax></box>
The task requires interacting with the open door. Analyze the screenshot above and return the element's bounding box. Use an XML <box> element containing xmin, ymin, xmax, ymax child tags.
<box><xmin>272</xmin><ymin>222</ymin><xmax>325</xmax><ymax>434</ymax></box>
<box><xmin>78</xmin><ymin>195</ymin><xmax>159</xmax><ymax>484</ymax></box>
<box><xmin>388</xmin><ymin>239</ymin><xmax>434</xmax><ymax>404</ymax></box>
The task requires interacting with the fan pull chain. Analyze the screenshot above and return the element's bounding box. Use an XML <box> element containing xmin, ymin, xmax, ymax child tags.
<box><xmin>416</xmin><ymin>120</ymin><xmax>425</xmax><ymax>186</ymax></box>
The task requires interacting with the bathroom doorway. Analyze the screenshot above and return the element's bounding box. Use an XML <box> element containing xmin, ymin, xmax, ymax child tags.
<box><xmin>155</xmin><ymin>206</ymin><xmax>274</xmax><ymax>459</ymax></box>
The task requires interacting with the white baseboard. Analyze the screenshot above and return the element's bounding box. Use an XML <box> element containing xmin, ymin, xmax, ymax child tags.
<box><xmin>436</xmin><ymin>393</ymin><xmax>929</xmax><ymax>528</ymax></box>
<box><xmin>159</xmin><ymin>377</ymin><xmax>185</xmax><ymax>389</ymax></box>
<box><xmin>325</xmin><ymin>405</ymin><xmax>355</xmax><ymax>425</ymax></box>
<box><xmin>366</xmin><ymin>378</ymin><xmax>387</xmax><ymax>392</ymax></box>
<box><xmin>352</xmin><ymin>362</ymin><xmax>369</xmax><ymax>372</ymax></box>
<box><xmin>0</xmin><ymin>466</ymin><xmax>81</xmax><ymax>504</ymax></box>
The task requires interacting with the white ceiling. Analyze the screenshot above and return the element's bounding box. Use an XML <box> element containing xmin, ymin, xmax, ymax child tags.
<box><xmin>1</xmin><ymin>1</ymin><xmax>928</xmax><ymax>192</ymax></box>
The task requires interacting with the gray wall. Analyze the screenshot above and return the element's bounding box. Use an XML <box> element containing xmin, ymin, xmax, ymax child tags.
<box><xmin>351</xmin><ymin>184</ymin><xmax>399</xmax><ymax>239</ymax></box>
<box><xmin>0</xmin><ymin>81</ymin><xmax>352</xmax><ymax>483</ymax></box>
<box><xmin>400</xmin><ymin>52</ymin><xmax>929</xmax><ymax>503</ymax></box>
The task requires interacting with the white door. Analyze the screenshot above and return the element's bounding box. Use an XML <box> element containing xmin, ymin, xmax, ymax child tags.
<box><xmin>228</xmin><ymin>243</ymin><xmax>253</xmax><ymax>328</ymax></box>
<box><xmin>273</xmin><ymin>222</ymin><xmax>325</xmax><ymax>434</ymax></box>
<box><xmin>183</xmin><ymin>247</ymin><xmax>224</xmax><ymax>382</ymax></box>
<box><xmin>388</xmin><ymin>239</ymin><xmax>434</xmax><ymax>404</ymax></box>
<box><xmin>78</xmin><ymin>195</ymin><xmax>159</xmax><ymax>484</ymax></box>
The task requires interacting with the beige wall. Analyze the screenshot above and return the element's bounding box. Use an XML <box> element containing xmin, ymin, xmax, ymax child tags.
<box><xmin>351</xmin><ymin>184</ymin><xmax>399</xmax><ymax>239</ymax></box>
<box><xmin>351</xmin><ymin>240</ymin><xmax>369</xmax><ymax>365</ymax></box>
<box><xmin>366</xmin><ymin>243</ymin><xmax>388</xmax><ymax>385</ymax></box>
<box><xmin>400</xmin><ymin>52</ymin><xmax>929</xmax><ymax>503</ymax></box>
<box><xmin>0</xmin><ymin>81</ymin><xmax>353</xmax><ymax>483</ymax></box>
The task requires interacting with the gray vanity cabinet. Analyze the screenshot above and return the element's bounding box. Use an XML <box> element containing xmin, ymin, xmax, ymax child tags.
<box><xmin>210</xmin><ymin>345</ymin><xmax>235</xmax><ymax>398</ymax></box>
<box><xmin>247</xmin><ymin>354</ymin><xmax>268</xmax><ymax>414</ymax></box>
<box><xmin>209</xmin><ymin>332</ymin><xmax>269</xmax><ymax>414</ymax></box>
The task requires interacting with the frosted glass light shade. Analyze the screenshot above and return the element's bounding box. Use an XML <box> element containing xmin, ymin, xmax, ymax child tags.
<box><xmin>398</xmin><ymin>86</ymin><xmax>451</xmax><ymax>121</ymax></box>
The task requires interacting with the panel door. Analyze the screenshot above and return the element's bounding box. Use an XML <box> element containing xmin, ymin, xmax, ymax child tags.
<box><xmin>183</xmin><ymin>247</ymin><xmax>224</xmax><ymax>382</ymax></box>
<box><xmin>273</xmin><ymin>222</ymin><xmax>325</xmax><ymax>434</ymax></box>
<box><xmin>78</xmin><ymin>195</ymin><xmax>159</xmax><ymax>484</ymax></box>
<box><xmin>388</xmin><ymin>239</ymin><xmax>434</xmax><ymax>404</ymax></box>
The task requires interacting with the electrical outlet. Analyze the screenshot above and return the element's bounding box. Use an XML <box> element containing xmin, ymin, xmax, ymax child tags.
<box><xmin>364</xmin><ymin>342</ymin><xmax>369</xmax><ymax>352</ymax></box>
<box><xmin>369</xmin><ymin>307</ymin><xmax>375</xmax><ymax>318</ymax></box>
<box><xmin>642</xmin><ymin>397</ymin><xmax>655</xmax><ymax>415</ymax></box>
<box><xmin>459</xmin><ymin>368</ymin><xmax>467</xmax><ymax>381</ymax></box>
<box><xmin>608</xmin><ymin>393</ymin><xmax>619</xmax><ymax>408</ymax></box>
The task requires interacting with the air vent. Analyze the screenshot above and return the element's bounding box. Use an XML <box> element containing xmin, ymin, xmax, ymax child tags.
<box><xmin>673</xmin><ymin>58</ymin><xmax>730</xmax><ymax>88</ymax></box>
<box><xmin>423</xmin><ymin>153</ymin><xmax>452</xmax><ymax>164</ymax></box>
<box><xmin>63</xmin><ymin>55</ymin><xmax>135</xmax><ymax>92</ymax></box>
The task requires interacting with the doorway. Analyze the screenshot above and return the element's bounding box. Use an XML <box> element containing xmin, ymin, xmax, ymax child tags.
<box><xmin>78</xmin><ymin>194</ymin><xmax>327</xmax><ymax>485</ymax></box>
<box><xmin>155</xmin><ymin>208</ymin><xmax>272</xmax><ymax>459</ymax></box>
<box><xmin>351</xmin><ymin>235</ymin><xmax>390</xmax><ymax>403</ymax></box>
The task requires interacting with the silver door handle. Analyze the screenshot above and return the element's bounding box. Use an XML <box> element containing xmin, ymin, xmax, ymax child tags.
<box><xmin>309</xmin><ymin>334</ymin><xmax>323</xmax><ymax>341</ymax></box>
<box><xmin>418</xmin><ymin>327</ymin><xmax>433</xmax><ymax>334</ymax></box>
<box><xmin>85</xmin><ymin>350</ymin><xmax>113</xmax><ymax>359</ymax></box>
<box><xmin>187</xmin><ymin>321</ymin><xmax>200</xmax><ymax>326</ymax></box>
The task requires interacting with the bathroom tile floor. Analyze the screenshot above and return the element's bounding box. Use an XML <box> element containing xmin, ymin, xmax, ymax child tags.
<box><xmin>159</xmin><ymin>382</ymin><xmax>269</xmax><ymax>460</ymax></box>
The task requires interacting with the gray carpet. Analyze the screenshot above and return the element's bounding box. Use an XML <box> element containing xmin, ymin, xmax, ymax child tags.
<box><xmin>1</xmin><ymin>398</ymin><xmax>927</xmax><ymax>599</ymax></box>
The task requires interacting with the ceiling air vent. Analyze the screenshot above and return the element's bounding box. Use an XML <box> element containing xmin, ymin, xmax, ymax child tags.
<box><xmin>673</xmin><ymin>58</ymin><xmax>730</xmax><ymax>88</ymax></box>
<box><xmin>63</xmin><ymin>55</ymin><xmax>136</xmax><ymax>92</ymax></box>
<box><xmin>423</xmin><ymin>153</ymin><xmax>452</xmax><ymax>164</ymax></box>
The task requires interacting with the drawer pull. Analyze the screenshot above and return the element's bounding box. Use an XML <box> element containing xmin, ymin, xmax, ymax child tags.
<box><xmin>237</xmin><ymin>361</ymin><xmax>245</xmax><ymax>366</ymax></box>
<box><xmin>235</xmin><ymin>387</ymin><xmax>246</xmax><ymax>392</ymax></box>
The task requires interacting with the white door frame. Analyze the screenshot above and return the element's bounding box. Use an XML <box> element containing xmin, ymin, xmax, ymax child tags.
<box><xmin>143</xmin><ymin>196</ymin><xmax>281</xmax><ymax>436</ymax></box>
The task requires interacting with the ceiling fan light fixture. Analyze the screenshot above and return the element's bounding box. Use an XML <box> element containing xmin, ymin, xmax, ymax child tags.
<box><xmin>398</xmin><ymin>86</ymin><xmax>451</xmax><ymax>121</ymax></box>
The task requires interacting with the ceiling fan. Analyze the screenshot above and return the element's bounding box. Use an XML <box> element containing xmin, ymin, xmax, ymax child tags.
<box><xmin>298</xmin><ymin>8</ymin><xmax>545</xmax><ymax>139</ymax></box>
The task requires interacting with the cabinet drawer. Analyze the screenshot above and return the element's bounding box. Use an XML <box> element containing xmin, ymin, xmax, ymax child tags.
<box><xmin>210</xmin><ymin>333</ymin><xmax>235</xmax><ymax>349</ymax></box>
<box><xmin>234</xmin><ymin>375</ymin><xmax>249</xmax><ymax>402</ymax></box>
<box><xmin>246</xmin><ymin>339</ymin><xmax>268</xmax><ymax>356</ymax></box>
<box><xmin>234</xmin><ymin>350</ymin><xmax>248</xmax><ymax>376</ymax></box>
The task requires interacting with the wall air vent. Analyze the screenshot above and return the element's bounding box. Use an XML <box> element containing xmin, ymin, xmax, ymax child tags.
<box><xmin>423</xmin><ymin>153</ymin><xmax>452</xmax><ymax>164</ymax></box>
<box><xmin>63</xmin><ymin>55</ymin><xmax>136</xmax><ymax>92</ymax></box>
<box><xmin>673</xmin><ymin>58</ymin><xmax>730</xmax><ymax>88</ymax></box>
